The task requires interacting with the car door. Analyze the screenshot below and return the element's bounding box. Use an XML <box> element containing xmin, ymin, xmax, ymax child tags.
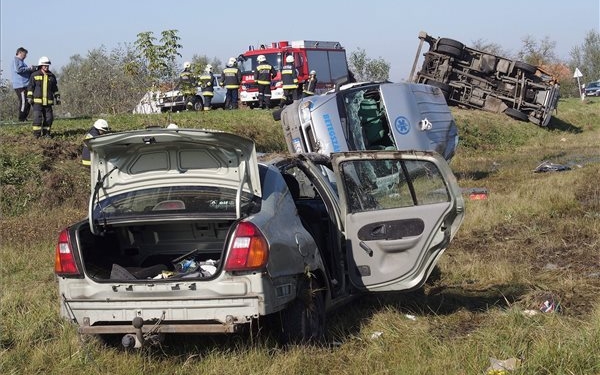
<box><xmin>331</xmin><ymin>150</ymin><xmax>464</xmax><ymax>292</ymax></box>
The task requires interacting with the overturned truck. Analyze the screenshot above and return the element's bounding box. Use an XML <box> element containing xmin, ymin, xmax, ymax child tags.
<box><xmin>410</xmin><ymin>31</ymin><xmax>560</xmax><ymax>127</ymax></box>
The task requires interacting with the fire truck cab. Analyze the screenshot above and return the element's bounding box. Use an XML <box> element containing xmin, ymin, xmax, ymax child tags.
<box><xmin>238</xmin><ymin>40</ymin><xmax>349</xmax><ymax>108</ymax></box>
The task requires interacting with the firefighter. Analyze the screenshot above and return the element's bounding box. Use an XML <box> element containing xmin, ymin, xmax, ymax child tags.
<box><xmin>254</xmin><ymin>55</ymin><xmax>275</xmax><ymax>109</ymax></box>
<box><xmin>179</xmin><ymin>61</ymin><xmax>197</xmax><ymax>110</ymax></box>
<box><xmin>27</xmin><ymin>56</ymin><xmax>60</xmax><ymax>138</ymax></box>
<box><xmin>303</xmin><ymin>70</ymin><xmax>318</xmax><ymax>97</ymax></box>
<box><xmin>281</xmin><ymin>55</ymin><xmax>299</xmax><ymax>106</ymax></box>
<box><xmin>81</xmin><ymin>119</ymin><xmax>110</xmax><ymax>166</ymax></box>
<box><xmin>221</xmin><ymin>57</ymin><xmax>241</xmax><ymax>110</ymax></box>
<box><xmin>198</xmin><ymin>64</ymin><xmax>215</xmax><ymax>111</ymax></box>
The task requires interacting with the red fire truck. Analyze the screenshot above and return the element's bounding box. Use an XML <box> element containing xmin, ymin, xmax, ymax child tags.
<box><xmin>238</xmin><ymin>40</ymin><xmax>349</xmax><ymax>108</ymax></box>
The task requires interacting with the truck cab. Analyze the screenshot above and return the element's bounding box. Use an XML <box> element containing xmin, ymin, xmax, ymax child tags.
<box><xmin>238</xmin><ymin>40</ymin><xmax>349</xmax><ymax>108</ymax></box>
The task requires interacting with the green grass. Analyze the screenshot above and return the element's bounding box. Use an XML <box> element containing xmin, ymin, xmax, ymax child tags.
<box><xmin>1</xmin><ymin>98</ymin><xmax>600</xmax><ymax>374</ymax></box>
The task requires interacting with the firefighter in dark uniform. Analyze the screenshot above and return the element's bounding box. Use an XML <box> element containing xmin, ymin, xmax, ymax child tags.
<box><xmin>303</xmin><ymin>70</ymin><xmax>318</xmax><ymax>97</ymax></box>
<box><xmin>179</xmin><ymin>61</ymin><xmax>197</xmax><ymax>110</ymax></box>
<box><xmin>27</xmin><ymin>56</ymin><xmax>60</xmax><ymax>138</ymax></box>
<box><xmin>254</xmin><ymin>54</ymin><xmax>275</xmax><ymax>109</ymax></box>
<box><xmin>221</xmin><ymin>57</ymin><xmax>241</xmax><ymax>110</ymax></box>
<box><xmin>82</xmin><ymin>119</ymin><xmax>110</xmax><ymax>166</ymax></box>
<box><xmin>281</xmin><ymin>55</ymin><xmax>299</xmax><ymax>106</ymax></box>
<box><xmin>198</xmin><ymin>64</ymin><xmax>215</xmax><ymax>111</ymax></box>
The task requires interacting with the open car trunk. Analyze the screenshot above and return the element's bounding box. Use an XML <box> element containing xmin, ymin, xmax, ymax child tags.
<box><xmin>74</xmin><ymin>219</ymin><xmax>236</xmax><ymax>282</ymax></box>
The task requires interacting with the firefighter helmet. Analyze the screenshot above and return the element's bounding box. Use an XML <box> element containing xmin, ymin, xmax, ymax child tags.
<box><xmin>286</xmin><ymin>55</ymin><xmax>294</xmax><ymax>63</ymax></box>
<box><xmin>167</xmin><ymin>123</ymin><xmax>179</xmax><ymax>129</ymax></box>
<box><xmin>183</xmin><ymin>61</ymin><xmax>191</xmax><ymax>69</ymax></box>
<box><xmin>38</xmin><ymin>56</ymin><xmax>51</xmax><ymax>66</ymax></box>
<box><xmin>93</xmin><ymin>119</ymin><xmax>110</xmax><ymax>131</ymax></box>
<box><xmin>257</xmin><ymin>55</ymin><xmax>266</xmax><ymax>63</ymax></box>
<box><xmin>310</xmin><ymin>70</ymin><xmax>316</xmax><ymax>75</ymax></box>
<box><xmin>227</xmin><ymin>57</ymin><xmax>236</xmax><ymax>67</ymax></box>
<box><xmin>205</xmin><ymin>64</ymin><xmax>213</xmax><ymax>72</ymax></box>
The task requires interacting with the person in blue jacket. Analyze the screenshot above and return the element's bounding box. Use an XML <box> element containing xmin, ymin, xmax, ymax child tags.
<box><xmin>12</xmin><ymin>47</ymin><xmax>36</xmax><ymax>122</ymax></box>
<box><xmin>82</xmin><ymin>119</ymin><xmax>110</xmax><ymax>166</ymax></box>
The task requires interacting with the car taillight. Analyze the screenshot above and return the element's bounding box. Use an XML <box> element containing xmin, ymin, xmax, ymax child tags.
<box><xmin>55</xmin><ymin>228</ymin><xmax>80</xmax><ymax>276</ymax></box>
<box><xmin>224</xmin><ymin>222</ymin><xmax>269</xmax><ymax>271</ymax></box>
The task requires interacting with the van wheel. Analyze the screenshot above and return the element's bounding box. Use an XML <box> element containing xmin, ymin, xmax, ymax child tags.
<box><xmin>280</xmin><ymin>277</ymin><xmax>325</xmax><ymax>344</ymax></box>
<box><xmin>504</xmin><ymin>108</ymin><xmax>529</xmax><ymax>121</ymax></box>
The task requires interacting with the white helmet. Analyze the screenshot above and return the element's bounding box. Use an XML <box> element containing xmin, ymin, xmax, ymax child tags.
<box><xmin>227</xmin><ymin>57</ymin><xmax>236</xmax><ymax>67</ymax></box>
<box><xmin>93</xmin><ymin>119</ymin><xmax>109</xmax><ymax>131</ymax></box>
<box><xmin>257</xmin><ymin>55</ymin><xmax>266</xmax><ymax>63</ymax></box>
<box><xmin>205</xmin><ymin>64</ymin><xmax>213</xmax><ymax>72</ymax></box>
<box><xmin>167</xmin><ymin>123</ymin><xmax>179</xmax><ymax>129</ymax></box>
<box><xmin>310</xmin><ymin>70</ymin><xmax>316</xmax><ymax>75</ymax></box>
<box><xmin>183</xmin><ymin>61</ymin><xmax>191</xmax><ymax>69</ymax></box>
<box><xmin>38</xmin><ymin>56</ymin><xmax>51</xmax><ymax>66</ymax></box>
<box><xmin>286</xmin><ymin>55</ymin><xmax>294</xmax><ymax>63</ymax></box>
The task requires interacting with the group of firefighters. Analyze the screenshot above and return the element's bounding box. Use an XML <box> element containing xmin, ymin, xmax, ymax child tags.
<box><xmin>179</xmin><ymin>57</ymin><xmax>241</xmax><ymax>110</ymax></box>
<box><xmin>179</xmin><ymin>55</ymin><xmax>317</xmax><ymax>111</ymax></box>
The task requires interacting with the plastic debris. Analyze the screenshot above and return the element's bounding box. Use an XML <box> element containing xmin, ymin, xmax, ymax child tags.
<box><xmin>370</xmin><ymin>331</ymin><xmax>383</xmax><ymax>340</ymax></box>
<box><xmin>462</xmin><ymin>187</ymin><xmax>489</xmax><ymax>200</ymax></box>
<box><xmin>534</xmin><ymin>161</ymin><xmax>571</xmax><ymax>173</ymax></box>
<box><xmin>522</xmin><ymin>309</ymin><xmax>539</xmax><ymax>317</ymax></box>
<box><xmin>404</xmin><ymin>314</ymin><xmax>417</xmax><ymax>321</ymax></box>
<box><xmin>540</xmin><ymin>299</ymin><xmax>560</xmax><ymax>313</ymax></box>
<box><xmin>486</xmin><ymin>357</ymin><xmax>521</xmax><ymax>374</ymax></box>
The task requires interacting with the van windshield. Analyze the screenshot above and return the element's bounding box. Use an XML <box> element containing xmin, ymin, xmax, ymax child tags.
<box><xmin>341</xmin><ymin>86</ymin><xmax>395</xmax><ymax>151</ymax></box>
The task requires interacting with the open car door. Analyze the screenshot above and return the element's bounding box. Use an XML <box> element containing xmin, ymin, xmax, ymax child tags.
<box><xmin>331</xmin><ymin>150</ymin><xmax>464</xmax><ymax>292</ymax></box>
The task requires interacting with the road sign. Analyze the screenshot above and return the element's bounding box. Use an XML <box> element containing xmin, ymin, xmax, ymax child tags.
<box><xmin>573</xmin><ymin>68</ymin><xmax>583</xmax><ymax>78</ymax></box>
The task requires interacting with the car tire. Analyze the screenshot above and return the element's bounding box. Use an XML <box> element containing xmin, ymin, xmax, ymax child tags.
<box><xmin>280</xmin><ymin>276</ymin><xmax>325</xmax><ymax>344</ymax></box>
<box><xmin>193</xmin><ymin>98</ymin><xmax>203</xmax><ymax>111</ymax></box>
<box><xmin>504</xmin><ymin>107</ymin><xmax>529</xmax><ymax>121</ymax></box>
<box><xmin>513</xmin><ymin>61</ymin><xmax>537</xmax><ymax>75</ymax></box>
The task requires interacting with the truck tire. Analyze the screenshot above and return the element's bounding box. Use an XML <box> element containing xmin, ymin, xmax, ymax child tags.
<box><xmin>280</xmin><ymin>277</ymin><xmax>325</xmax><ymax>344</ymax></box>
<box><xmin>504</xmin><ymin>107</ymin><xmax>529</xmax><ymax>121</ymax></box>
<box><xmin>436</xmin><ymin>38</ymin><xmax>464</xmax><ymax>58</ymax></box>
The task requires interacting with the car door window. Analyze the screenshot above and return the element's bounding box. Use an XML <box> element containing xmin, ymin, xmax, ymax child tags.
<box><xmin>339</xmin><ymin>159</ymin><xmax>450</xmax><ymax>213</ymax></box>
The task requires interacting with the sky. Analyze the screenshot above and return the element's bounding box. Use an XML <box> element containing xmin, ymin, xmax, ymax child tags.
<box><xmin>1</xmin><ymin>0</ymin><xmax>599</xmax><ymax>83</ymax></box>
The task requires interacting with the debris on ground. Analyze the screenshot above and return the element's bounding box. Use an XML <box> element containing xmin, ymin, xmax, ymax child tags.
<box><xmin>534</xmin><ymin>161</ymin><xmax>571</xmax><ymax>173</ymax></box>
<box><xmin>486</xmin><ymin>357</ymin><xmax>522</xmax><ymax>374</ymax></box>
<box><xmin>462</xmin><ymin>187</ymin><xmax>489</xmax><ymax>200</ymax></box>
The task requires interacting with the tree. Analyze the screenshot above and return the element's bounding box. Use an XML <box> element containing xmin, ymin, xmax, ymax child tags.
<box><xmin>190</xmin><ymin>54</ymin><xmax>223</xmax><ymax>77</ymax></box>
<box><xmin>0</xmin><ymin>71</ymin><xmax>19</xmax><ymax>121</ymax></box>
<box><xmin>471</xmin><ymin>39</ymin><xmax>511</xmax><ymax>58</ymax></box>
<box><xmin>348</xmin><ymin>48</ymin><xmax>390</xmax><ymax>82</ymax></box>
<box><xmin>570</xmin><ymin>30</ymin><xmax>600</xmax><ymax>83</ymax></box>
<box><xmin>59</xmin><ymin>45</ymin><xmax>148</xmax><ymax>116</ymax></box>
<box><xmin>517</xmin><ymin>35</ymin><xmax>557</xmax><ymax>66</ymax></box>
<box><xmin>134</xmin><ymin>30</ymin><xmax>183</xmax><ymax>87</ymax></box>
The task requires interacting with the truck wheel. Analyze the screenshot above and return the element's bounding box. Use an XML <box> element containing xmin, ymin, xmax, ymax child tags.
<box><xmin>504</xmin><ymin>107</ymin><xmax>529</xmax><ymax>121</ymax></box>
<box><xmin>280</xmin><ymin>277</ymin><xmax>325</xmax><ymax>344</ymax></box>
<box><xmin>436</xmin><ymin>38</ymin><xmax>464</xmax><ymax>58</ymax></box>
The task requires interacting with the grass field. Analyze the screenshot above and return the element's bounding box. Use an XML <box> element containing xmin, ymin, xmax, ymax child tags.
<box><xmin>1</xmin><ymin>98</ymin><xmax>599</xmax><ymax>374</ymax></box>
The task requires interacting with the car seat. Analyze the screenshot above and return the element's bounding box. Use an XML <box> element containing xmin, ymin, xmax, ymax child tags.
<box><xmin>358</xmin><ymin>98</ymin><xmax>394</xmax><ymax>149</ymax></box>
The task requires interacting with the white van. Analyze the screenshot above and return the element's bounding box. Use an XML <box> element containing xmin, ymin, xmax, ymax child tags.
<box><xmin>278</xmin><ymin>81</ymin><xmax>459</xmax><ymax>161</ymax></box>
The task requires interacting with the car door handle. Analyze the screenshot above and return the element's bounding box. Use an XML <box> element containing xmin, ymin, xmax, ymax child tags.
<box><xmin>359</xmin><ymin>241</ymin><xmax>374</xmax><ymax>257</ymax></box>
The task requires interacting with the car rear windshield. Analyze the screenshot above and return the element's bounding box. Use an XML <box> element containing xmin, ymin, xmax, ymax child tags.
<box><xmin>92</xmin><ymin>186</ymin><xmax>257</xmax><ymax>220</ymax></box>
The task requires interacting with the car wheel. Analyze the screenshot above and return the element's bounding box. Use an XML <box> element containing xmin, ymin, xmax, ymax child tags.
<box><xmin>504</xmin><ymin>107</ymin><xmax>529</xmax><ymax>121</ymax></box>
<box><xmin>193</xmin><ymin>98</ymin><xmax>203</xmax><ymax>111</ymax></box>
<box><xmin>513</xmin><ymin>61</ymin><xmax>537</xmax><ymax>75</ymax></box>
<box><xmin>280</xmin><ymin>276</ymin><xmax>325</xmax><ymax>344</ymax></box>
<box><xmin>426</xmin><ymin>79</ymin><xmax>451</xmax><ymax>99</ymax></box>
